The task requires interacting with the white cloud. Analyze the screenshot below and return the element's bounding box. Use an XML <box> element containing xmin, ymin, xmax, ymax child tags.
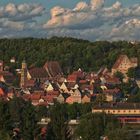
<box><xmin>74</xmin><ymin>2</ymin><xmax>89</xmax><ymax>11</ymax></box>
<box><xmin>0</xmin><ymin>3</ymin><xmax>45</xmax><ymax>21</ymax></box>
<box><xmin>0</xmin><ymin>3</ymin><xmax>45</xmax><ymax>31</ymax></box>
<box><xmin>110</xmin><ymin>18</ymin><xmax>140</xmax><ymax>40</ymax></box>
<box><xmin>5</xmin><ymin>3</ymin><xmax>17</xmax><ymax>16</ymax></box>
<box><xmin>18</xmin><ymin>3</ymin><xmax>30</xmax><ymax>13</ymax></box>
<box><xmin>30</xmin><ymin>4</ymin><xmax>45</xmax><ymax>16</ymax></box>
<box><xmin>50</xmin><ymin>6</ymin><xmax>67</xmax><ymax>17</ymax></box>
<box><xmin>44</xmin><ymin>1</ymin><xmax>100</xmax><ymax>29</ymax></box>
<box><xmin>0</xmin><ymin>18</ymin><xmax>24</xmax><ymax>30</ymax></box>
<box><xmin>112</xmin><ymin>1</ymin><xmax>121</xmax><ymax>10</ymax></box>
<box><xmin>42</xmin><ymin>0</ymin><xmax>140</xmax><ymax>41</ymax></box>
<box><xmin>4</xmin><ymin>20</ymin><xmax>24</xmax><ymax>30</ymax></box>
<box><xmin>90</xmin><ymin>0</ymin><xmax>104</xmax><ymax>10</ymax></box>
<box><xmin>0</xmin><ymin>1</ymin><xmax>140</xmax><ymax>41</ymax></box>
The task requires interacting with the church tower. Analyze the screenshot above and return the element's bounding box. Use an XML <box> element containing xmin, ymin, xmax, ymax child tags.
<box><xmin>20</xmin><ymin>60</ymin><xmax>27</xmax><ymax>89</ymax></box>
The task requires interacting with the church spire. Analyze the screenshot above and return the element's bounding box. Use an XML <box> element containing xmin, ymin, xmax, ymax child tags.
<box><xmin>20</xmin><ymin>60</ymin><xmax>27</xmax><ymax>89</ymax></box>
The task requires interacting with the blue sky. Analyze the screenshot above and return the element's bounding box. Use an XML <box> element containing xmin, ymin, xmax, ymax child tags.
<box><xmin>0</xmin><ymin>0</ymin><xmax>140</xmax><ymax>40</ymax></box>
<box><xmin>0</xmin><ymin>0</ymin><xmax>139</xmax><ymax>7</ymax></box>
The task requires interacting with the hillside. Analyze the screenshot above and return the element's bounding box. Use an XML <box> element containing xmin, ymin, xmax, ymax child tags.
<box><xmin>0</xmin><ymin>37</ymin><xmax>139</xmax><ymax>73</ymax></box>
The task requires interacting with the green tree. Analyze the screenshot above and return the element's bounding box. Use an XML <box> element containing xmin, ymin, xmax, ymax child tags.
<box><xmin>21</xmin><ymin>101</ymin><xmax>38</xmax><ymax>140</ymax></box>
<box><xmin>127</xmin><ymin>67</ymin><xmax>136</xmax><ymax>79</ymax></box>
<box><xmin>76</xmin><ymin>113</ymin><xmax>120</xmax><ymax>140</ymax></box>
<box><xmin>0</xmin><ymin>38</ymin><xmax>139</xmax><ymax>73</ymax></box>
<box><xmin>127</xmin><ymin>89</ymin><xmax>140</xmax><ymax>102</ymax></box>
<box><xmin>106</xmin><ymin>127</ymin><xmax>134</xmax><ymax>140</ymax></box>
<box><xmin>0</xmin><ymin>99</ymin><xmax>12</xmax><ymax>132</ymax></box>
<box><xmin>35</xmin><ymin>105</ymin><xmax>48</xmax><ymax>120</ymax></box>
<box><xmin>48</xmin><ymin>102</ymin><xmax>72</xmax><ymax>140</ymax></box>
<box><xmin>0</xmin><ymin>130</ymin><xmax>11</xmax><ymax>140</ymax></box>
<box><xmin>114</xmin><ymin>71</ymin><xmax>124</xmax><ymax>82</ymax></box>
<box><xmin>9</xmin><ymin>97</ymin><xmax>25</xmax><ymax>126</ymax></box>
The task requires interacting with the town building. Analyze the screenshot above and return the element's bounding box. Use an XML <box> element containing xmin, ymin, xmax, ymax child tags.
<box><xmin>92</xmin><ymin>103</ymin><xmax>140</xmax><ymax>124</ymax></box>
<box><xmin>44</xmin><ymin>61</ymin><xmax>63</xmax><ymax>77</ymax></box>
<box><xmin>112</xmin><ymin>55</ymin><xmax>138</xmax><ymax>75</ymax></box>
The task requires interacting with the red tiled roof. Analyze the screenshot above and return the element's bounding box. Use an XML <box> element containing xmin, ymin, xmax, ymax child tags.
<box><xmin>67</xmin><ymin>75</ymin><xmax>78</xmax><ymax>82</ymax></box>
<box><xmin>31</xmin><ymin>94</ymin><xmax>41</xmax><ymax>100</ymax></box>
<box><xmin>80</xmin><ymin>85</ymin><xmax>94</xmax><ymax>91</ymax></box>
<box><xmin>66</xmin><ymin>82</ymin><xmax>76</xmax><ymax>89</ymax></box>
<box><xmin>0</xmin><ymin>88</ymin><xmax>4</xmax><ymax>96</ymax></box>
<box><xmin>65</xmin><ymin>96</ymin><xmax>74</xmax><ymax>103</ymax></box>
<box><xmin>26</xmin><ymin>79</ymin><xmax>35</xmax><ymax>87</ymax></box>
<box><xmin>47</xmin><ymin>90</ymin><xmax>60</xmax><ymax>96</ymax></box>
<box><xmin>38</xmin><ymin>101</ymin><xmax>48</xmax><ymax>106</ymax></box>
<box><xmin>44</xmin><ymin>61</ymin><xmax>63</xmax><ymax>77</ymax></box>
<box><xmin>105</xmin><ymin>77</ymin><xmax>120</xmax><ymax>84</ymax></box>
<box><xmin>43</xmin><ymin>94</ymin><xmax>58</xmax><ymax>103</ymax></box>
<box><xmin>79</xmin><ymin>80</ymin><xmax>87</xmax><ymax>84</ymax></box>
<box><xmin>33</xmin><ymin>90</ymin><xmax>44</xmax><ymax>95</ymax></box>
<box><xmin>29</xmin><ymin>67</ymin><xmax>48</xmax><ymax>79</ymax></box>
<box><xmin>72</xmin><ymin>70</ymin><xmax>84</xmax><ymax>78</ymax></box>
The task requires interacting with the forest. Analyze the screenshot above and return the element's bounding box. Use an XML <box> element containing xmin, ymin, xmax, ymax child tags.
<box><xmin>0</xmin><ymin>98</ymin><xmax>135</xmax><ymax>140</ymax></box>
<box><xmin>0</xmin><ymin>37</ymin><xmax>139</xmax><ymax>73</ymax></box>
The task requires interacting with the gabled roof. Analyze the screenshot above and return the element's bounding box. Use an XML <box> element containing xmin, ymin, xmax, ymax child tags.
<box><xmin>43</xmin><ymin>94</ymin><xmax>58</xmax><ymax>103</ymax></box>
<box><xmin>0</xmin><ymin>71</ymin><xmax>15</xmax><ymax>85</ymax></box>
<box><xmin>67</xmin><ymin>82</ymin><xmax>76</xmax><ymax>89</ymax></box>
<box><xmin>44</xmin><ymin>61</ymin><xmax>63</xmax><ymax>77</ymax></box>
<box><xmin>72</xmin><ymin>70</ymin><xmax>85</xmax><ymax>79</ymax></box>
<box><xmin>105</xmin><ymin>76</ymin><xmax>121</xmax><ymax>84</ymax></box>
<box><xmin>47</xmin><ymin>90</ymin><xmax>60</xmax><ymax>96</ymax></box>
<box><xmin>26</xmin><ymin>79</ymin><xmax>35</xmax><ymax>87</ymax></box>
<box><xmin>51</xmin><ymin>82</ymin><xmax>60</xmax><ymax>90</ymax></box>
<box><xmin>67</xmin><ymin>74</ymin><xmax>78</xmax><ymax>82</ymax></box>
<box><xmin>80</xmin><ymin>84</ymin><xmax>94</xmax><ymax>91</ymax></box>
<box><xmin>31</xmin><ymin>94</ymin><xmax>41</xmax><ymax>100</ymax></box>
<box><xmin>81</xmin><ymin>93</ymin><xmax>91</xmax><ymax>99</ymax></box>
<box><xmin>29</xmin><ymin>67</ymin><xmax>48</xmax><ymax>79</ymax></box>
<box><xmin>79</xmin><ymin>80</ymin><xmax>87</xmax><ymax>84</ymax></box>
<box><xmin>112</xmin><ymin>55</ymin><xmax>129</xmax><ymax>69</ymax></box>
<box><xmin>61</xmin><ymin>93</ymin><xmax>70</xmax><ymax>99</ymax></box>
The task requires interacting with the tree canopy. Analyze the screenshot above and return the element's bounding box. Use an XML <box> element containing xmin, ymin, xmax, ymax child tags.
<box><xmin>0</xmin><ymin>37</ymin><xmax>140</xmax><ymax>74</ymax></box>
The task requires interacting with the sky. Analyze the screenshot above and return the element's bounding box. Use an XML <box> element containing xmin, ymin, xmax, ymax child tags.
<box><xmin>0</xmin><ymin>0</ymin><xmax>140</xmax><ymax>41</ymax></box>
